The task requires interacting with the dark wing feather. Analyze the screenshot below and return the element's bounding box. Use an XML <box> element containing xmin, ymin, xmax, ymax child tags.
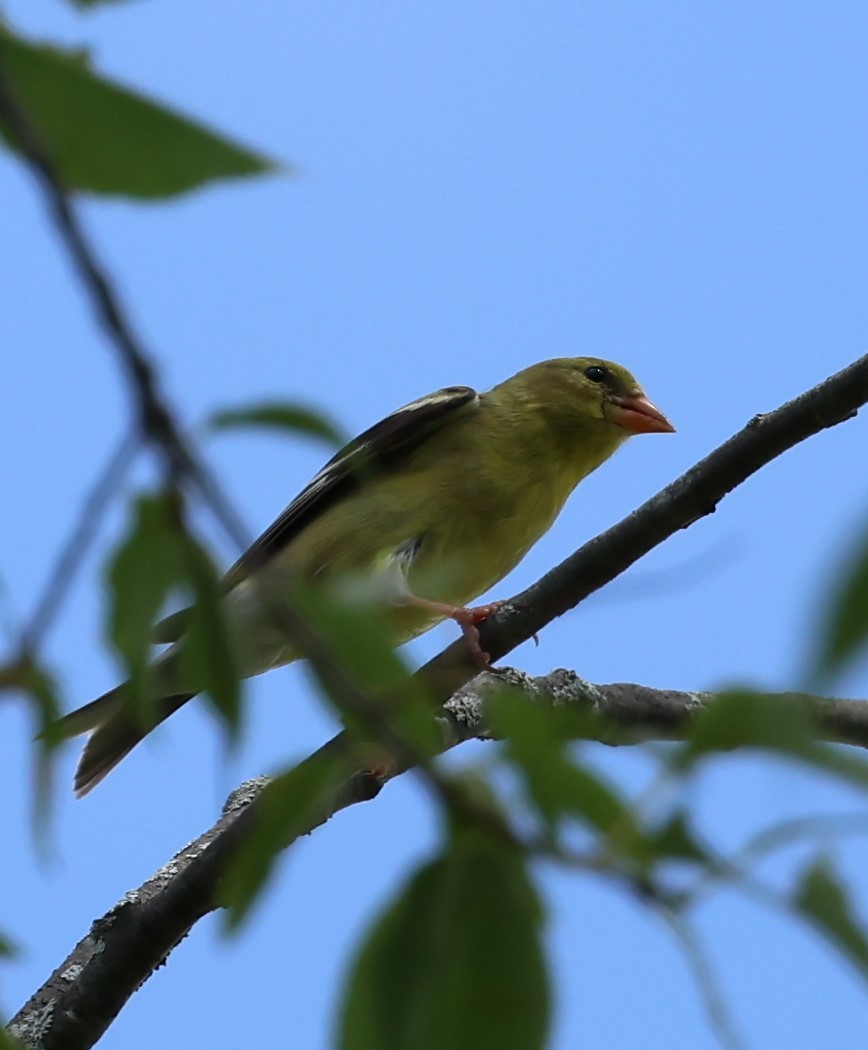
<box><xmin>222</xmin><ymin>385</ymin><xmax>480</xmax><ymax>588</ymax></box>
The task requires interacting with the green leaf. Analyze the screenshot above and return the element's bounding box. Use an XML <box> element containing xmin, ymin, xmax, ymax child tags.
<box><xmin>682</xmin><ymin>689</ymin><xmax>816</xmax><ymax>760</ymax></box>
<box><xmin>815</xmin><ymin>529</ymin><xmax>868</xmax><ymax>680</ymax></box>
<box><xmin>0</xmin><ymin>1026</ymin><xmax>23</xmax><ymax>1050</ymax></box>
<box><xmin>222</xmin><ymin>756</ymin><xmax>343</xmax><ymax>929</ymax></box>
<box><xmin>178</xmin><ymin>533</ymin><xmax>240</xmax><ymax>733</ymax></box>
<box><xmin>487</xmin><ymin>687</ymin><xmax>640</xmax><ymax>843</ymax></box>
<box><xmin>208</xmin><ymin>402</ymin><xmax>344</xmax><ymax>447</ymax></box>
<box><xmin>676</xmin><ymin>689</ymin><xmax>868</xmax><ymax>794</ymax></box>
<box><xmin>294</xmin><ymin>586</ymin><xmax>441</xmax><ymax>759</ymax></box>
<box><xmin>25</xmin><ymin>660</ymin><xmax>63</xmax><ymax>832</ymax></box>
<box><xmin>0</xmin><ymin>30</ymin><xmax>279</xmax><ymax>198</ymax></box>
<box><xmin>0</xmin><ymin>656</ymin><xmax>63</xmax><ymax>832</ymax></box>
<box><xmin>295</xmin><ymin>587</ymin><xmax>410</xmax><ymax>694</ymax></box>
<box><xmin>338</xmin><ymin>830</ymin><xmax>550</xmax><ymax>1050</ymax></box>
<box><xmin>106</xmin><ymin>493</ymin><xmax>185</xmax><ymax>716</ymax></box>
<box><xmin>793</xmin><ymin>857</ymin><xmax>868</xmax><ymax>979</ymax></box>
<box><xmin>3</xmin><ymin>658</ymin><xmax>62</xmax><ymax>737</ymax></box>
<box><xmin>107</xmin><ymin>490</ymin><xmax>244</xmax><ymax>735</ymax></box>
<box><xmin>646</xmin><ymin>811</ymin><xmax>711</xmax><ymax>866</ymax></box>
<box><xmin>791</xmin><ymin>744</ymin><xmax>868</xmax><ymax>794</ymax></box>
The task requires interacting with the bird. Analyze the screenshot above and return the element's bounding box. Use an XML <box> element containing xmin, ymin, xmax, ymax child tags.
<box><xmin>55</xmin><ymin>357</ymin><xmax>674</xmax><ymax>796</ymax></box>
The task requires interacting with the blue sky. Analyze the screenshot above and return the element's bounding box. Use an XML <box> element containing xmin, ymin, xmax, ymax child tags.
<box><xmin>3</xmin><ymin>2</ymin><xmax>868</xmax><ymax>1048</ymax></box>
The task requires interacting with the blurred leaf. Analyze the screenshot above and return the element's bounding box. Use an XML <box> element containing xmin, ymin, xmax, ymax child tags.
<box><xmin>29</xmin><ymin>662</ymin><xmax>62</xmax><ymax>733</ymax></box>
<box><xmin>438</xmin><ymin>771</ymin><xmax>510</xmax><ymax>836</ymax></box>
<box><xmin>222</xmin><ymin>756</ymin><xmax>343</xmax><ymax>929</ymax></box>
<box><xmin>297</xmin><ymin>587</ymin><xmax>410</xmax><ymax>694</ymax></box>
<box><xmin>647</xmin><ymin>812</ymin><xmax>711</xmax><ymax>866</ymax></box>
<box><xmin>0</xmin><ymin>656</ymin><xmax>61</xmax><ymax>734</ymax></box>
<box><xmin>792</xmin><ymin>745</ymin><xmax>868</xmax><ymax>794</ymax></box>
<box><xmin>0</xmin><ymin>655</ymin><xmax>62</xmax><ymax>832</ymax></box>
<box><xmin>178</xmin><ymin>532</ymin><xmax>240</xmax><ymax>733</ymax></box>
<box><xmin>106</xmin><ymin>493</ymin><xmax>184</xmax><ymax>716</ymax></box>
<box><xmin>0</xmin><ymin>30</ymin><xmax>279</xmax><ymax>198</ymax></box>
<box><xmin>338</xmin><ymin>830</ymin><xmax>550</xmax><ymax>1050</ymax></box>
<box><xmin>544</xmin><ymin>761</ymin><xmax>632</xmax><ymax>836</ymax></box>
<box><xmin>815</xmin><ymin>530</ymin><xmax>868</xmax><ymax>680</ymax></box>
<box><xmin>108</xmin><ymin>491</ymin><xmax>245</xmax><ymax>738</ymax></box>
<box><xmin>0</xmin><ymin>1027</ymin><xmax>23</xmax><ymax>1050</ymax></box>
<box><xmin>296</xmin><ymin>587</ymin><xmax>441</xmax><ymax>759</ymax></box>
<box><xmin>0</xmin><ymin>931</ymin><xmax>18</xmax><ymax>957</ymax></box>
<box><xmin>739</xmin><ymin>813</ymin><xmax>868</xmax><ymax>870</ymax></box>
<box><xmin>682</xmin><ymin>690</ymin><xmax>816</xmax><ymax>760</ymax></box>
<box><xmin>488</xmin><ymin>687</ymin><xmax>641</xmax><ymax>843</ymax></box>
<box><xmin>676</xmin><ymin>689</ymin><xmax>868</xmax><ymax>793</ymax></box>
<box><xmin>25</xmin><ymin>660</ymin><xmax>62</xmax><ymax>832</ymax></box>
<box><xmin>209</xmin><ymin>402</ymin><xmax>344</xmax><ymax>447</ymax></box>
<box><xmin>793</xmin><ymin>858</ymin><xmax>868</xmax><ymax>980</ymax></box>
<box><xmin>492</xmin><ymin>688</ymin><xmax>713</xmax><ymax>875</ymax></box>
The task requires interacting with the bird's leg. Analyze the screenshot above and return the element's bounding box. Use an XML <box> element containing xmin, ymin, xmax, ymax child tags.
<box><xmin>405</xmin><ymin>596</ymin><xmax>507</xmax><ymax>666</ymax></box>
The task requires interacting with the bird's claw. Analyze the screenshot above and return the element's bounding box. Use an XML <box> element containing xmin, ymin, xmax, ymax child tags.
<box><xmin>450</xmin><ymin>600</ymin><xmax>507</xmax><ymax>667</ymax></box>
<box><xmin>405</xmin><ymin>595</ymin><xmax>507</xmax><ymax>667</ymax></box>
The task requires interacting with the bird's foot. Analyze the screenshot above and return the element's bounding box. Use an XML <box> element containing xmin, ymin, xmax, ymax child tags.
<box><xmin>448</xmin><ymin>600</ymin><xmax>508</xmax><ymax>667</ymax></box>
<box><xmin>406</xmin><ymin>596</ymin><xmax>506</xmax><ymax>666</ymax></box>
<box><xmin>415</xmin><ymin>600</ymin><xmax>510</xmax><ymax>663</ymax></box>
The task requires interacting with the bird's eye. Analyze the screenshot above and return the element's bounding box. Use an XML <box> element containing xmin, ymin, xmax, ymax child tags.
<box><xmin>584</xmin><ymin>365</ymin><xmax>610</xmax><ymax>384</ymax></box>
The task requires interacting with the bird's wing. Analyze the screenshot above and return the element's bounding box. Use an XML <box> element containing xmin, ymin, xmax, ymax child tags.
<box><xmin>221</xmin><ymin>384</ymin><xmax>480</xmax><ymax>589</ymax></box>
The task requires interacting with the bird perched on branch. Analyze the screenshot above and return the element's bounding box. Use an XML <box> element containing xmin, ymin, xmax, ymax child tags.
<box><xmin>56</xmin><ymin>357</ymin><xmax>674</xmax><ymax>795</ymax></box>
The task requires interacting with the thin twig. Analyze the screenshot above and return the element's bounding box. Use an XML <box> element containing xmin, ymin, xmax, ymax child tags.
<box><xmin>21</xmin><ymin>433</ymin><xmax>139</xmax><ymax>654</ymax></box>
<box><xmin>684</xmin><ymin>812</ymin><xmax>868</xmax><ymax>907</ymax></box>
<box><xmin>662</xmin><ymin>911</ymin><xmax>748</xmax><ymax>1050</ymax></box>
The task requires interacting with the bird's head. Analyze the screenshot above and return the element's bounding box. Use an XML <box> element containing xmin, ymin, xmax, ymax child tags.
<box><xmin>507</xmin><ymin>357</ymin><xmax>675</xmax><ymax>438</ymax></box>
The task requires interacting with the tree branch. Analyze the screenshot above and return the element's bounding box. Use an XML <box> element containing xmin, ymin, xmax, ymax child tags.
<box><xmin>9</xmin><ymin>670</ymin><xmax>868</xmax><ymax>1050</ymax></box>
<box><xmin>21</xmin><ymin>434</ymin><xmax>138</xmax><ymax>654</ymax></box>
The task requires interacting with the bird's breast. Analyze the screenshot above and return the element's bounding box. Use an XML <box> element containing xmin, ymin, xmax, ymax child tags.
<box><xmin>405</xmin><ymin>458</ymin><xmax>577</xmax><ymax>608</ymax></box>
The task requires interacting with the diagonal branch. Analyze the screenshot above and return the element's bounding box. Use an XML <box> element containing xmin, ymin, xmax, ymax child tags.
<box><xmin>21</xmin><ymin>434</ymin><xmax>139</xmax><ymax>654</ymax></box>
<box><xmin>9</xmin><ymin>670</ymin><xmax>868</xmax><ymax>1050</ymax></box>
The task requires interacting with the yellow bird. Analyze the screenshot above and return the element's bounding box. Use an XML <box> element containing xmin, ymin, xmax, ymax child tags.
<box><xmin>57</xmin><ymin>357</ymin><xmax>674</xmax><ymax>795</ymax></box>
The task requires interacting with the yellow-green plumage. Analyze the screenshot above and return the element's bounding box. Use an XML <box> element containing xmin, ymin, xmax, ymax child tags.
<box><xmin>57</xmin><ymin>357</ymin><xmax>673</xmax><ymax>795</ymax></box>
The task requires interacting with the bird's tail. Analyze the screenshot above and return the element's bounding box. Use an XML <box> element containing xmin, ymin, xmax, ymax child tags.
<box><xmin>51</xmin><ymin>685</ymin><xmax>195</xmax><ymax>797</ymax></box>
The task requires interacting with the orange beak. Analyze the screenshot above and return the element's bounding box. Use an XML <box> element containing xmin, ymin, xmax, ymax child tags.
<box><xmin>609</xmin><ymin>393</ymin><xmax>675</xmax><ymax>435</ymax></box>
